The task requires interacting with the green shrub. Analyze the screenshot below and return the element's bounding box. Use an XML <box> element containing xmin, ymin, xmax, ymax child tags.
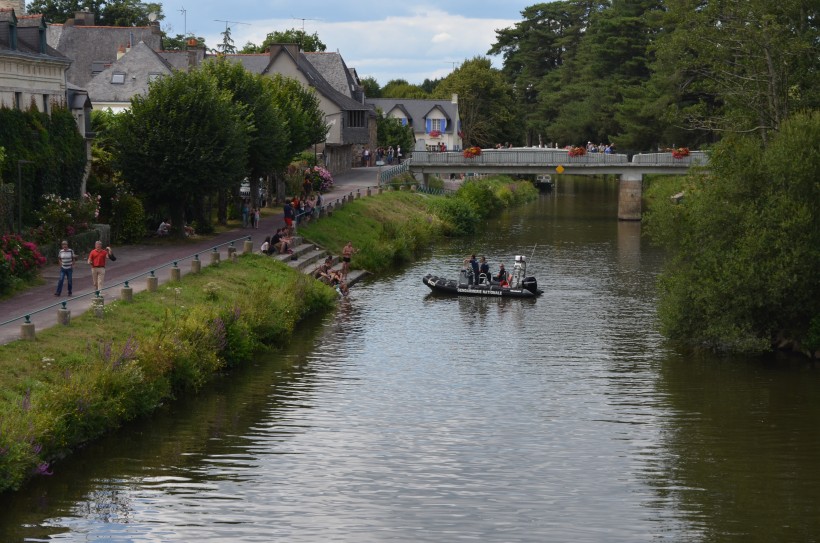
<box><xmin>428</xmin><ymin>198</ymin><xmax>480</xmax><ymax>235</ymax></box>
<box><xmin>111</xmin><ymin>193</ymin><xmax>146</xmax><ymax>244</ymax></box>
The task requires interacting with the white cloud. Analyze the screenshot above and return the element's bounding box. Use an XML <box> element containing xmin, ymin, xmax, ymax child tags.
<box><xmin>173</xmin><ymin>3</ymin><xmax>526</xmax><ymax>85</ymax></box>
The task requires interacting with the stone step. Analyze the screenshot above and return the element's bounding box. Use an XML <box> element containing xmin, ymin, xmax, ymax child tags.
<box><xmin>285</xmin><ymin>246</ymin><xmax>328</xmax><ymax>272</ymax></box>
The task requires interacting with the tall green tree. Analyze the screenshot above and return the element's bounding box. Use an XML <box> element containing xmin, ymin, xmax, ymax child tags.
<box><xmin>240</xmin><ymin>28</ymin><xmax>327</xmax><ymax>53</ymax></box>
<box><xmin>27</xmin><ymin>0</ymin><xmax>162</xmax><ymax>26</ymax></box>
<box><xmin>489</xmin><ymin>1</ymin><xmax>600</xmax><ymax>146</ymax></box>
<box><xmin>644</xmin><ymin>111</ymin><xmax>820</xmax><ymax>352</ymax></box>
<box><xmin>112</xmin><ymin>70</ymin><xmax>250</xmax><ymax>235</ymax></box>
<box><xmin>651</xmin><ymin>0</ymin><xmax>820</xmax><ymax>145</ymax></box>
<box><xmin>202</xmin><ymin>58</ymin><xmax>289</xmax><ymax>220</ymax></box>
<box><xmin>376</xmin><ymin>112</ymin><xmax>414</xmax><ymax>154</ymax></box>
<box><xmin>360</xmin><ymin>76</ymin><xmax>381</xmax><ymax>98</ymax></box>
<box><xmin>433</xmin><ymin>57</ymin><xmax>518</xmax><ymax>147</ymax></box>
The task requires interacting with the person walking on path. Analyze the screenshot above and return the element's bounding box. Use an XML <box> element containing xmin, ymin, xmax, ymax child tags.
<box><xmin>54</xmin><ymin>240</ymin><xmax>77</xmax><ymax>296</ymax></box>
<box><xmin>87</xmin><ymin>241</ymin><xmax>116</xmax><ymax>294</ymax></box>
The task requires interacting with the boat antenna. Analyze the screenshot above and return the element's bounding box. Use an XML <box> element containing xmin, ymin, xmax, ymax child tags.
<box><xmin>529</xmin><ymin>244</ymin><xmax>538</xmax><ymax>262</ymax></box>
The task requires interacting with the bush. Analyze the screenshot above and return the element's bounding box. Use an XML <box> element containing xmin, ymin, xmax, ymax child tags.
<box><xmin>0</xmin><ymin>233</ymin><xmax>46</xmax><ymax>281</ymax></box>
<box><xmin>32</xmin><ymin>193</ymin><xmax>100</xmax><ymax>248</ymax></box>
<box><xmin>111</xmin><ymin>193</ymin><xmax>146</xmax><ymax>244</ymax></box>
<box><xmin>428</xmin><ymin>197</ymin><xmax>480</xmax><ymax>235</ymax></box>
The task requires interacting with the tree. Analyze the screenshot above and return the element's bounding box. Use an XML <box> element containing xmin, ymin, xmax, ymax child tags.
<box><xmin>240</xmin><ymin>28</ymin><xmax>327</xmax><ymax>53</ymax></box>
<box><xmin>98</xmin><ymin>0</ymin><xmax>162</xmax><ymax>26</ymax></box>
<box><xmin>202</xmin><ymin>58</ymin><xmax>289</xmax><ymax>220</ymax></box>
<box><xmin>489</xmin><ymin>1</ymin><xmax>601</xmax><ymax>146</ymax></box>
<box><xmin>651</xmin><ymin>0</ymin><xmax>820</xmax><ymax>145</ymax></box>
<box><xmin>162</xmin><ymin>34</ymin><xmax>207</xmax><ymax>51</ymax></box>
<box><xmin>360</xmin><ymin>76</ymin><xmax>381</xmax><ymax>98</ymax></box>
<box><xmin>112</xmin><ymin>69</ymin><xmax>250</xmax><ymax>235</ymax></box>
<box><xmin>218</xmin><ymin>25</ymin><xmax>237</xmax><ymax>54</ymax></box>
<box><xmin>376</xmin><ymin>112</ymin><xmax>414</xmax><ymax>154</ymax></box>
<box><xmin>644</xmin><ymin>111</ymin><xmax>820</xmax><ymax>352</ymax></box>
<box><xmin>381</xmin><ymin>79</ymin><xmax>430</xmax><ymax>99</ymax></box>
<box><xmin>433</xmin><ymin>57</ymin><xmax>518</xmax><ymax>148</ymax></box>
<box><xmin>28</xmin><ymin>0</ymin><xmax>162</xmax><ymax>26</ymax></box>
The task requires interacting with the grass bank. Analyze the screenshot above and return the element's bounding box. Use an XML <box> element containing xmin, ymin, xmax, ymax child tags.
<box><xmin>299</xmin><ymin>176</ymin><xmax>538</xmax><ymax>273</ymax></box>
<box><xmin>0</xmin><ymin>255</ymin><xmax>337</xmax><ymax>492</ymax></box>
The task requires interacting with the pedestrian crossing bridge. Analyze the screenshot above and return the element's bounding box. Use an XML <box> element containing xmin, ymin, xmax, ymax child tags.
<box><xmin>394</xmin><ymin>148</ymin><xmax>709</xmax><ymax>220</ymax></box>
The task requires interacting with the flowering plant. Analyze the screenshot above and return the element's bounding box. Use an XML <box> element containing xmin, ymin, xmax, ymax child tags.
<box><xmin>429</xmin><ymin>130</ymin><xmax>441</xmax><ymax>138</ymax></box>
<box><xmin>1</xmin><ymin>233</ymin><xmax>46</xmax><ymax>280</ymax></box>
<box><xmin>568</xmin><ymin>146</ymin><xmax>586</xmax><ymax>157</ymax></box>
<box><xmin>304</xmin><ymin>165</ymin><xmax>334</xmax><ymax>193</ymax></box>
<box><xmin>671</xmin><ymin>147</ymin><xmax>690</xmax><ymax>159</ymax></box>
<box><xmin>463</xmin><ymin>146</ymin><xmax>482</xmax><ymax>159</ymax></box>
<box><xmin>33</xmin><ymin>193</ymin><xmax>100</xmax><ymax>246</ymax></box>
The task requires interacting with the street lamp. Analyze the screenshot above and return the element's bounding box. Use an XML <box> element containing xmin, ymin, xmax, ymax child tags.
<box><xmin>17</xmin><ymin>160</ymin><xmax>34</xmax><ymax>234</ymax></box>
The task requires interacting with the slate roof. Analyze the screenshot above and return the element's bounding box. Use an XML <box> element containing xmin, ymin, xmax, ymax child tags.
<box><xmin>368</xmin><ymin>98</ymin><xmax>459</xmax><ymax>132</ymax></box>
<box><xmin>222</xmin><ymin>47</ymin><xmax>371</xmax><ymax>113</ymax></box>
<box><xmin>0</xmin><ymin>10</ymin><xmax>67</xmax><ymax>63</ymax></box>
<box><xmin>47</xmin><ymin>23</ymin><xmax>161</xmax><ymax>88</ymax></box>
<box><xmin>86</xmin><ymin>40</ymin><xmax>173</xmax><ymax>105</ymax></box>
<box><xmin>304</xmin><ymin>51</ymin><xmax>361</xmax><ymax>101</ymax></box>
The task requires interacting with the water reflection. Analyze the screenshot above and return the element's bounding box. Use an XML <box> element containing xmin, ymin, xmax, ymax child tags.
<box><xmin>1</xmin><ymin>178</ymin><xmax>817</xmax><ymax>542</ymax></box>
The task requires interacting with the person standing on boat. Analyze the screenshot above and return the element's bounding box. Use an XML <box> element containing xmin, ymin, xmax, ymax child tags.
<box><xmin>479</xmin><ymin>256</ymin><xmax>490</xmax><ymax>284</ymax></box>
<box><xmin>465</xmin><ymin>254</ymin><xmax>479</xmax><ymax>285</ymax></box>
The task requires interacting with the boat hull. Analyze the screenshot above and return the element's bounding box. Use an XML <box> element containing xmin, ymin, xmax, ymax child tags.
<box><xmin>422</xmin><ymin>274</ymin><xmax>543</xmax><ymax>298</ymax></box>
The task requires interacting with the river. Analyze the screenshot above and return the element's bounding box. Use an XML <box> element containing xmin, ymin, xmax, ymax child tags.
<box><xmin>2</xmin><ymin>177</ymin><xmax>818</xmax><ymax>542</ymax></box>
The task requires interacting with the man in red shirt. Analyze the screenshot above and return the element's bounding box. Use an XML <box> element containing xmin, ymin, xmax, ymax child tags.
<box><xmin>87</xmin><ymin>240</ymin><xmax>115</xmax><ymax>293</ymax></box>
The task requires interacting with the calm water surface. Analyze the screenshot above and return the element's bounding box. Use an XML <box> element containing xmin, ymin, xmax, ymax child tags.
<box><xmin>2</xmin><ymin>178</ymin><xmax>819</xmax><ymax>542</ymax></box>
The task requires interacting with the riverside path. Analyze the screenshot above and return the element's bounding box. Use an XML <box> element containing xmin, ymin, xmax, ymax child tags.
<box><xmin>0</xmin><ymin>167</ymin><xmax>382</xmax><ymax>345</ymax></box>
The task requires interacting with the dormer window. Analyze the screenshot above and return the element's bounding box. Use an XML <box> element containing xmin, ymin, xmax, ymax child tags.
<box><xmin>111</xmin><ymin>72</ymin><xmax>126</xmax><ymax>84</ymax></box>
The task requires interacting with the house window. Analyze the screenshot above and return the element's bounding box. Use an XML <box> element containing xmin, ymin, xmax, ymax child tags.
<box><xmin>148</xmin><ymin>73</ymin><xmax>162</xmax><ymax>83</ymax></box>
<box><xmin>91</xmin><ymin>61</ymin><xmax>106</xmax><ymax>75</ymax></box>
<box><xmin>42</xmin><ymin>94</ymin><xmax>49</xmax><ymax>115</ymax></box>
<box><xmin>430</xmin><ymin>119</ymin><xmax>443</xmax><ymax>133</ymax></box>
<box><xmin>14</xmin><ymin>92</ymin><xmax>22</xmax><ymax>110</ymax></box>
<box><xmin>111</xmin><ymin>72</ymin><xmax>126</xmax><ymax>84</ymax></box>
<box><xmin>348</xmin><ymin>110</ymin><xmax>365</xmax><ymax>128</ymax></box>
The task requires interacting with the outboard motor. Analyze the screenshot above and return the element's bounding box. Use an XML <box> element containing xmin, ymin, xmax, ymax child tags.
<box><xmin>510</xmin><ymin>255</ymin><xmax>528</xmax><ymax>288</ymax></box>
<box><xmin>522</xmin><ymin>276</ymin><xmax>539</xmax><ymax>295</ymax></box>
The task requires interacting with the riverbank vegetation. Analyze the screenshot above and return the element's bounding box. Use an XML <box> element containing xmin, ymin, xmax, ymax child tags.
<box><xmin>298</xmin><ymin>176</ymin><xmax>538</xmax><ymax>272</ymax></box>
<box><xmin>0</xmin><ymin>256</ymin><xmax>337</xmax><ymax>492</ymax></box>
<box><xmin>645</xmin><ymin>111</ymin><xmax>820</xmax><ymax>355</ymax></box>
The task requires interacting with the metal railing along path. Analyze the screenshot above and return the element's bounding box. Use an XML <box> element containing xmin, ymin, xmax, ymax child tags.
<box><xmin>0</xmin><ymin>234</ymin><xmax>254</xmax><ymax>342</ymax></box>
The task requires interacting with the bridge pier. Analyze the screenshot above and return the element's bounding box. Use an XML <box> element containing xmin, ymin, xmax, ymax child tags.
<box><xmin>618</xmin><ymin>173</ymin><xmax>643</xmax><ymax>221</ymax></box>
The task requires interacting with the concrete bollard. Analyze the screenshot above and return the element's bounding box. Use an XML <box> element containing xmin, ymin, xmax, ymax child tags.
<box><xmin>227</xmin><ymin>246</ymin><xmax>237</xmax><ymax>259</ymax></box>
<box><xmin>147</xmin><ymin>274</ymin><xmax>158</xmax><ymax>292</ymax></box>
<box><xmin>191</xmin><ymin>257</ymin><xmax>201</xmax><ymax>273</ymax></box>
<box><xmin>121</xmin><ymin>284</ymin><xmax>133</xmax><ymax>302</ymax></box>
<box><xmin>210</xmin><ymin>250</ymin><xmax>220</xmax><ymax>265</ymax></box>
<box><xmin>92</xmin><ymin>296</ymin><xmax>105</xmax><ymax>318</ymax></box>
<box><xmin>366</xmin><ymin>187</ymin><xmax>372</xmax><ymax>197</ymax></box>
<box><xmin>21</xmin><ymin>319</ymin><xmax>35</xmax><ymax>340</ymax></box>
<box><xmin>243</xmin><ymin>240</ymin><xmax>253</xmax><ymax>254</ymax></box>
<box><xmin>57</xmin><ymin>307</ymin><xmax>71</xmax><ymax>325</ymax></box>
<box><xmin>231</xmin><ymin>251</ymin><xmax>238</xmax><ymax>263</ymax></box>
<box><xmin>170</xmin><ymin>264</ymin><xmax>181</xmax><ymax>281</ymax></box>
<box><xmin>349</xmin><ymin>191</ymin><xmax>354</xmax><ymax>200</ymax></box>
<box><xmin>379</xmin><ymin>186</ymin><xmax>383</xmax><ymax>194</ymax></box>
<box><xmin>355</xmin><ymin>190</ymin><xmax>360</xmax><ymax>199</ymax></box>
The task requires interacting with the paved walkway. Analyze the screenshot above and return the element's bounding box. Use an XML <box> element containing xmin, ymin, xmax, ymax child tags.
<box><xmin>0</xmin><ymin>167</ymin><xmax>382</xmax><ymax>345</ymax></box>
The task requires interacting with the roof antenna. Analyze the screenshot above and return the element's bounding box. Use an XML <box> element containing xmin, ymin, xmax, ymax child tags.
<box><xmin>178</xmin><ymin>6</ymin><xmax>186</xmax><ymax>36</ymax></box>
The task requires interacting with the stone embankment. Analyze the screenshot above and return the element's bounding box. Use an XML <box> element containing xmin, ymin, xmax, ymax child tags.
<box><xmin>268</xmin><ymin>235</ymin><xmax>369</xmax><ymax>289</ymax></box>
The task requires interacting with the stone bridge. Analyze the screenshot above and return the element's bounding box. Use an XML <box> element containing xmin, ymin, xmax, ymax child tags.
<box><xmin>400</xmin><ymin>148</ymin><xmax>708</xmax><ymax>220</ymax></box>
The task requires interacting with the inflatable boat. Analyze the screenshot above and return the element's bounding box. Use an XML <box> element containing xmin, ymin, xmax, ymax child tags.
<box><xmin>423</xmin><ymin>255</ymin><xmax>543</xmax><ymax>298</ymax></box>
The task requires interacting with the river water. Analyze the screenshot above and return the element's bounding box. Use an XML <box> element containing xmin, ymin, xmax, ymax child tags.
<box><xmin>2</xmin><ymin>178</ymin><xmax>819</xmax><ymax>542</ymax></box>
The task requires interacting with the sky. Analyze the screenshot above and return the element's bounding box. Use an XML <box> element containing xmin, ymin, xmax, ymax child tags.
<box><xmin>155</xmin><ymin>1</ymin><xmax>537</xmax><ymax>86</ymax></box>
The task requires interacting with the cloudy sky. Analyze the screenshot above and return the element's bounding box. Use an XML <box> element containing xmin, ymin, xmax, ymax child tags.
<box><xmin>157</xmin><ymin>0</ymin><xmax>537</xmax><ymax>85</ymax></box>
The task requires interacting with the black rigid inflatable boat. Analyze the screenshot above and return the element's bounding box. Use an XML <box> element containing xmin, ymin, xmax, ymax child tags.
<box><xmin>423</xmin><ymin>255</ymin><xmax>543</xmax><ymax>298</ymax></box>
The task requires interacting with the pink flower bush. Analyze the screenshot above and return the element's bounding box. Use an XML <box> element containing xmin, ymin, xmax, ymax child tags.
<box><xmin>304</xmin><ymin>166</ymin><xmax>334</xmax><ymax>193</ymax></box>
<box><xmin>1</xmin><ymin>234</ymin><xmax>46</xmax><ymax>280</ymax></box>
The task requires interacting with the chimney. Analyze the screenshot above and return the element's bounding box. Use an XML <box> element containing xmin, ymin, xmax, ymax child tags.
<box><xmin>269</xmin><ymin>43</ymin><xmax>299</xmax><ymax>60</ymax></box>
<box><xmin>187</xmin><ymin>38</ymin><xmax>200</xmax><ymax>70</ymax></box>
<box><xmin>0</xmin><ymin>1</ymin><xmax>24</xmax><ymax>15</ymax></box>
<box><xmin>116</xmin><ymin>43</ymin><xmax>126</xmax><ymax>60</ymax></box>
<box><xmin>74</xmin><ymin>10</ymin><xmax>95</xmax><ymax>26</ymax></box>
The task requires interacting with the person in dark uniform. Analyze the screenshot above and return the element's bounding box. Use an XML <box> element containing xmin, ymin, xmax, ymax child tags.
<box><xmin>478</xmin><ymin>256</ymin><xmax>490</xmax><ymax>285</ymax></box>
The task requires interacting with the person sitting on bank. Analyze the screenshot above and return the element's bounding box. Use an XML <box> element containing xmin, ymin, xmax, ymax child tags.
<box><xmin>495</xmin><ymin>264</ymin><xmax>510</xmax><ymax>287</ymax></box>
<box><xmin>157</xmin><ymin>219</ymin><xmax>170</xmax><ymax>236</ymax></box>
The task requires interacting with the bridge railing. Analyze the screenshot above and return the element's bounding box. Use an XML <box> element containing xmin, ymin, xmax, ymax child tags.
<box><xmin>378</xmin><ymin>160</ymin><xmax>410</xmax><ymax>185</ymax></box>
<box><xmin>411</xmin><ymin>149</ymin><xmax>629</xmax><ymax>165</ymax></box>
<box><xmin>631</xmin><ymin>151</ymin><xmax>709</xmax><ymax>166</ymax></box>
